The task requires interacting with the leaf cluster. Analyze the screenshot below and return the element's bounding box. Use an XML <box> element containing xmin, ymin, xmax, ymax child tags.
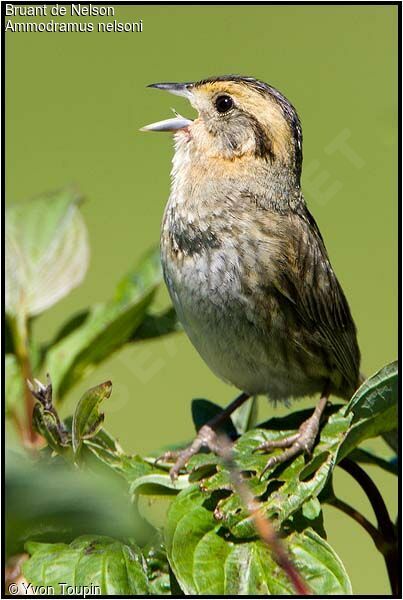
<box><xmin>7</xmin><ymin>362</ymin><xmax>397</xmax><ymax>595</ymax></box>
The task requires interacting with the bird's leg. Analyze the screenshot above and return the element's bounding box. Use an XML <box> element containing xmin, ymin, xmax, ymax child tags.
<box><xmin>159</xmin><ymin>392</ymin><xmax>250</xmax><ymax>481</ymax></box>
<box><xmin>257</xmin><ymin>384</ymin><xmax>330</xmax><ymax>478</ymax></box>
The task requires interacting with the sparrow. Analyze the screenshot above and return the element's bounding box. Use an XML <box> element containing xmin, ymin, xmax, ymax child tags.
<box><xmin>142</xmin><ymin>75</ymin><xmax>361</xmax><ymax>479</ymax></box>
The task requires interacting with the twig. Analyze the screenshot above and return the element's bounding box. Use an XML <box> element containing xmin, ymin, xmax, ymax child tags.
<box><xmin>19</xmin><ymin>352</ymin><xmax>39</xmax><ymax>445</ymax></box>
<box><xmin>339</xmin><ymin>459</ymin><xmax>394</xmax><ymax>535</ymax></box>
<box><xmin>217</xmin><ymin>435</ymin><xmax>311</xmax><ymax>595</ymax></box>
<box><xmin>10</xmin><ymin>314</ymin><xmax>41</xmax><ymax>447</ymax></box>
<box><xmin>339</xmin><ymin>458</ymin><xmax>398</xmax><ymax>595</ymax></box>
<box><xmin>328</xmin><ymin>496</ymin><xmax>383</xmax><ymax>549</ymax></box>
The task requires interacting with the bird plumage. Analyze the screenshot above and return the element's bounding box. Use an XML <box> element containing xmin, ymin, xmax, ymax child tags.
<box><xmin>150</xmin><ymin>75</ymin><xmax>360</xmax><ymax>402</ymax></box>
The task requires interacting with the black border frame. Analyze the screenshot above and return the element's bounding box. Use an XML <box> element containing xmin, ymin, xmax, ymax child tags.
<box><xmin>2</xmin><ymin>2</ymin><xmax>401</xmax><ymax>598</ymax></box>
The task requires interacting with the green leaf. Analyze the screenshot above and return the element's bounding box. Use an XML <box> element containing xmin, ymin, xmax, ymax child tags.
<box><xmin>5</xmin><ymin>451</ymin><xmax>143</xmax><ymax>558</ymax></box>
<box><xmin>131</xmin><ymin>306</ymin><xmax>181</xmax><ymax>341</ymax></box>
<box><xmin>130</xmin><ymin>473</ymin><xmax>189</xmax><ymax>497</ymax></box>
<box><xmin>5</xmin><ymin>354</ymin><xmax>23</xmax><ymax>416</ymax></box>
<box><xmin>191</xmin><ymin>399</ymin><xmax>238</xmax><ymax>438</ymax></box>
<box><xmin>346</xmin><ymin>361</ymin><xmax>398</xmax><ymax>423</ymax></box>
<box><xmin>288</xmin><ymin>528</ymin><xmax>352</xmax><ymax>594</ymax></box>
<box><xmin>85</xmin><ymin>442</ymin><xmax>155</xmax><ymax>483</ymax></box>
<box><xmin>165</xmin><ymin>486</ymin><xmax>205</xmax><ymax>560</ymax></box>
<box><xmin>72</xmin><ymin>381</ymin><xmax>112</xmax><ymax>454</ymax></box>
<box><xmin>83</xmin><ymin>432</ymin><xmax>187</xmax><ymax>498</ymax></box>
<box><xmin>45</xmin><ymin>248</ymin><xmax>162</xmax><ymax>400</ymax></box>
<box><xmin>84</xmin><ymin>433</ymin><xmax>189</xmax><ymax>496</ymax></box>
<box><xmin>301</xmin><ymin>497</ymin><xmax>322</xmax><ymax>521</ymax></box>
<box><xmin>165</xmin><ymin>486</ymin><xmax>210</xmax><ymax>594</ymax></box>
<box><xmin>337</xmin><ymin>361</ymin><xmax>398</xmax><ymax>461</ymax></box>
<box><xmin>23</xmin><ymin>536</ymin><xmax>149</xmax><ymax>595</ymax></box>
<box><xmin>232</xmin><ymin>396</ymin><xmax>258</xmax><ymax>435</ymax></box>
<box><xmin>5</xmin><ymin>189</ymin><xmax>89</xmax><ymax>318</ymax></box>
<box><xmin>166</xmin><ymin>486</ymin><xmax>351</xmax><ymax>595</ymax></box>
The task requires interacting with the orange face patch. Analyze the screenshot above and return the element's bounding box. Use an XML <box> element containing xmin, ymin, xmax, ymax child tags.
<box><xmin>192</xmin><ymin>81</ymin><xmax>294</xmax><ymax>163</ymax></box>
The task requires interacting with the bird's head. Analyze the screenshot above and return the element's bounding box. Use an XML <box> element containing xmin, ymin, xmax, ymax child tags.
<box><xmin>141</xmin><ymin>75</ymin><xmax>303</xmax><ymax>180</ymax></box>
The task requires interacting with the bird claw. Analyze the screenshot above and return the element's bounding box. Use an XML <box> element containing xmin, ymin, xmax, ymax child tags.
<box><xmin>254</xmin><ymin>432</ymin><xmax>300</xmax><ymax>453</ymax></box>
<box><xmin>259</xmin><ymin>415</ymin><xmax>321</xmax><ymax>479</ymax></box>
<box><xmin>160</xmin><ymin>424</ymin><xmax>221</xmax><ymax>481</ymax></box>
<box><xmin>154</xmin><ymin>450</ymin><xmax>180</xmax><ymax>467</ymax></box>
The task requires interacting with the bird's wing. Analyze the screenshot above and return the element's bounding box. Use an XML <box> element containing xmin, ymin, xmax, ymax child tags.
<box><xmin>269</xmin><ymin>207</ymin><xmax>360</xmax><ymax>392</ymax></box>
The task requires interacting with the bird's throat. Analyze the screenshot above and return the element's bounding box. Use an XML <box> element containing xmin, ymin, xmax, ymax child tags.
<box><xmin>171</xmin><ymin>138</ymin><xmax>303</xmax><ymax>218</ymax></box>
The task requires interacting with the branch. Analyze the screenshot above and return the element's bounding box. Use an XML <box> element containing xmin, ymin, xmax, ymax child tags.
<box><xmin>339</xmin><ymin>458</ymin><xmax>395</xmax><ymax>538</ymax></box>
<box><xmin>217</xmin><ymin>435</ymin><xmax>311</xmax><ymax>595</ymax></box>
<box><xmin>339</xmin><ymin>458</ymin><xmax>398</xmax><ymax>595</ymax></box>
<box><xmin>328</xmin><ymin>496</ymin><xmax>383</xmax><ymax>549</ymax></box>
<box><xmin>10</xmin><ymin>314</ymin><xmax>41</xmax><ymax>447</ymax></box>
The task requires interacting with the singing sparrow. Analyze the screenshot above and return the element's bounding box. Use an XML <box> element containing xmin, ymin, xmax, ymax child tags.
<box><xmin>142</xmin><ymin>75</ymin><xmax>361</xmax><ymax>479</ymax></box>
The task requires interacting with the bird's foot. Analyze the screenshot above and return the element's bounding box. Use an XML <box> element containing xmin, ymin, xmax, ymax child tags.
<box><xmin>156</xmin><ymin>391</ymin><xmax>251</xmax><ymax>481</ymax></box>
<box><xmin>256</xmin><ymin>411</ymin><xmax>322</xmax><ymax>478</ymax></box>
<box><xmin>156</xmin><ymin>424</ymin><xmax>221</xmax><ymax>481</ymax></box>
<box><xmin>256</xmin><ymin>386</ymin><xmax>330</xmax><ymax>478</ymax></box>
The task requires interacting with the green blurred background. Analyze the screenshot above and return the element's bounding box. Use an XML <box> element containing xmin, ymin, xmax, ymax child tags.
<box><xmin>6</xmin><ymin>5</ymin><xmax>397</xmax><ymax>594</ymax></box>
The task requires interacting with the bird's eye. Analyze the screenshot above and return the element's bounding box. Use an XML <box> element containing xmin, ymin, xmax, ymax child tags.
<box><xmin>215</xmin><ymin>95</ymin><xmax>234</xmax><ymax>113</ymax></box>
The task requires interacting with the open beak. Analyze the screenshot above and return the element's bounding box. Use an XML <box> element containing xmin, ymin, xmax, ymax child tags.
<box><xmin>140</xmin><ymin>82</ymin><xmax>194</xmax><ymax>132</ymax></box>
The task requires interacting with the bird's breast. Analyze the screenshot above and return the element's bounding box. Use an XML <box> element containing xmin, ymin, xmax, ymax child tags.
<box><xmin>160</xmin><ymin>195</ymin><xmax>287</xmax><ymax>395</ymax></box>
<box><xmin>158</xmin><ymin>145</ymin><xmax>336</xmax><ymax>399</ymax></box>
